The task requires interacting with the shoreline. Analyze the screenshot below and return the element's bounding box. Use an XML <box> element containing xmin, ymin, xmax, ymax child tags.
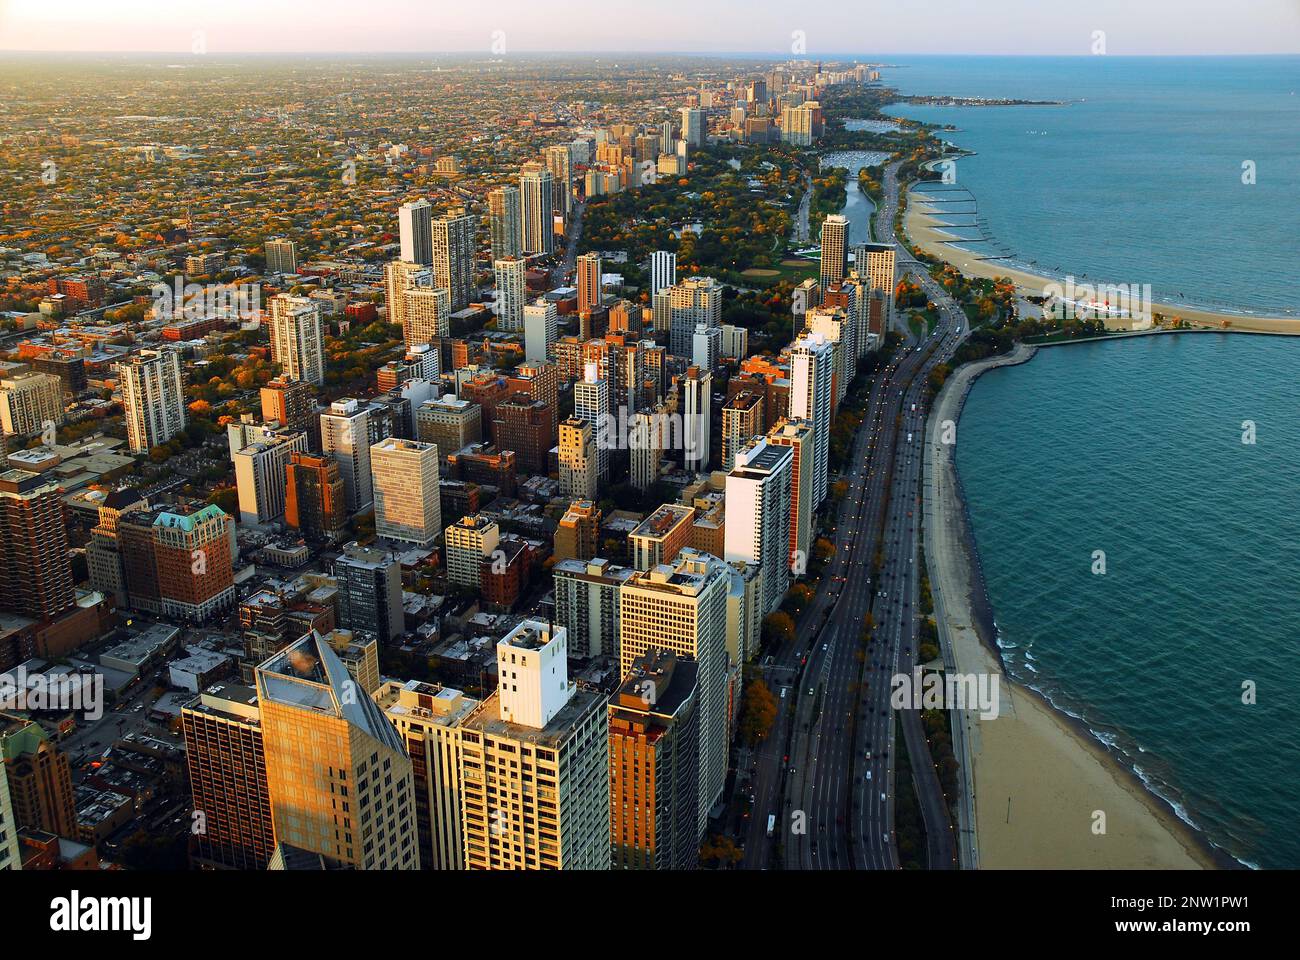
<box><xmin>924</xmin><ymin>342</ymin><xmax>1232</xmax><ymax>870</ymax></box>
<box><xmin>905</xmin><ymin>199</ymin><xmax>1300</xmax><ymax>335</ymax></box>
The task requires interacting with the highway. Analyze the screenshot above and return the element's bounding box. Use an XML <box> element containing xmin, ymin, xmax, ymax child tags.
<box><xmin>742</xmin><ymin>160</ymin><xmax>970</xmax><ymax>870</ymax></box>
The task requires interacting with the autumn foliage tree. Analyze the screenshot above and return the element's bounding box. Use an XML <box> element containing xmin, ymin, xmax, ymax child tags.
<box><xmin>740</xmin><ymin>678</ymin><xmax>779</xmax><ymax>747</ymax></box>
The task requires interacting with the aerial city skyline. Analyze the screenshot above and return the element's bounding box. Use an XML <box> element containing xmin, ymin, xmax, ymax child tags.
<box><xmin>0</xmin><ymin>4</ymin><xmax>1293</xmax><ymax>943</ymax></box>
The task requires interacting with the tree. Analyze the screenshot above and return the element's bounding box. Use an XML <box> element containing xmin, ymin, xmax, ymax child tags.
<box><xmin>740</xmin><ymin>678</ymin><xmax>779</xmax><ymax>746</ymax></box>
<box><xmin>762</xmin><ymin>611</ymin><xmax>795</xmax><ymax>647</ymax></box>
<box><xmin>699</xmin><ymin>834</ymin><xmax>743</xmax><ymax>869</ymax></box>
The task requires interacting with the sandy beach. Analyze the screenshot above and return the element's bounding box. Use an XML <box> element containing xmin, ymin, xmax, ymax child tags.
<box><xmin>924</xmin><ymin>343</ymin><xmax>1221</xmax><ymax>869</ymax></box>
<box><xmin>906</xmin><ymin>200</ymin><xmax>1300</xmax><ymax>335</ymax></box>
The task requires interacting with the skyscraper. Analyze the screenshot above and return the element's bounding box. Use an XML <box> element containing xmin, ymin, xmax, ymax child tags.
<box><xmin>1</xmin><ymin>713</ymin><xmax>77</xmax><ymax>840</ymax></box>
<box><xmin>320</xmin><ymin>399</ymin><xmax>373</xmax><ymax>512</ymax></box>
<box><xmin>683</xmin><ymin>365</ymin><xmax>712</xmax><ymax>474</ymax></box>
<box><xmin>399</xmin><ymin>198</ymin><xmax>434</xmax><ymax>265</ymax></box>
<box><xmin>335</xmin><ymin>542</ymin><xmax>405</xmax><ymax>643</ymax></box>
<box><xmin>724</xmin><ymin>437</ymin><xmax>793</xmax><ymax>615</ymax></box>
<box><xmin>577</xmin><ymin>252</ymin><xmax>603</xmax><ymax>314</ymax></box>
<box><xmin>545</xmin><ymin>143</ymin><xmax>573</xmax><ymax>225</ymax></box>
<box><xmin>767</xmin><ymin>418</ymin><xmax>816</xmax><ymax>570</ymax></box>
<box><xmin>371</xmin><ymin>437</ymin><xmax>441</xmax><ymax>548</ymax></box>
<box><xmin>151</xmin><ymin>505</ymin><xmax>237</xmax><ymax>624</ymax></box>
<box><xmin>524</xmin><ymin>299</ymin><xmax>558</xmax><ymax>363</ymax></box>
<box><xmin>181</xmin><ymin>684</ymin><xmax>275</xmax><ymax>870</ymax></box>
<box><xmin>558</xmin><ymin>417</ymin><xmax>597</xmax><ymax>501</ymax></box>
<box><xmin>608</xmin><ymin>651</ymin><xmax>700</xmax><ymax>870</ymax></box>
<box><xmin>384</xmin><ymin>260</ymin><xmax>433</xmax><ymax>343</ymax></box>
<box><xmin>374</xmin><ymin>679</ymin><xmax>479</xmax><ymax>871</ymax></box>
<box><xmin>268</xmin><ymin>295</ymin><xmax>325</xmax><ymax>386</ymax></box>
<box><xmin>432</xmin><ymin>211</ymin><xmax>477</xmax><ymax>312</ymax></box>
<box><xmin>444</xmin><ymin>513</ymin><xmax>499</xmax><ymax>589</ymax></box>
<box><xmin>692</xmin><ymin>323</ymin><xmax>721</xmax><ymax>371</ymax></box>
<box><xmin>629</xmin><ymin>405</ymin><xmax>667</xmax><ymax>491</ymax></box>
<box><xmin>493</xmin><ymin>257</ymin><xmax>527</xmax><ymax>331</ymax></box>
<box><xmin>679</xmin><ymin>107</ymin><xmax>704</xmax><ymax>147</ymax></box>
<box><xmin>0</xmin><ymin>372</ymin><xmax>63</xmax><ymax>438</ymax></box>
<box><xmin>284</xmin><ymin>452</ymin><xmax>347</xmax><ymax>542</ymax></box>
<box><xmin>553</xmin><ymin>499</ymin><xmax>601</xmax><ymax>562</ymax></box>
<box><xmin>790</xmin><ymin>332</ymin><xmax>834</xmax><ymax>509</ymax></box>
<box><xmin>402</xmin><ymin>287</ymin><xmax>450</xmax><ymax>349</ymax></box>
<box><xmin>86</xmin><ymin>488</ymin><xmax>148</xmax><ymax>609</ymax></box>
<box><xmin>782</xmin><ymin>104</ymin><xmax>815</xmax><ymax>145</ymax></box>
<box><xmin>650</xmin><ymin>248</ymin><xmax>681</xmax><ymax>297</ymax></box>
<box><xmin>820</xmin><ymin>213</ymin><xmax>849</xmax><ymax>290</ymax></box>
<box><xmin>0</xmin><ymin>469</ymin><xmax>75</xmax><ymax>624</ymax></box>
<box><xmin>519</xmin><ymin>163</ymin><xmax>555</xmax><ymax>256</ymax></box>
<box><xmin>232</xmin><ymin>427</ymin><xmax>308</xmax><ymax>524</ymax></box>
<box><xmin>659</xmin><ymin>120</ymin><xmax>674</xmax><ymax>156</ymax></box>
<box><xmin>855</xmin><ymin>242</ymin><xmax>897</xmax><ymax>333</ymax></box>
<box><xmin>629</xmin><ymin>503</ymin><xmax>695</xmax><ymax>572</ymax></box>
<box><xmin>552</xmin><ymin>557</ymin><xmax>635</xmax><ymax>659</ymax></box>
<box><xmin>264</xmin><ymin>237</ymin><xmax>298</xmax><ymax>275</ymax></box>
<box><xmin>260</xmin><ymin>377</ymin><xmax>316</xmax><ymax>440</ymax></box>
<box><xmin>667</xmin><ymin>277</ymin><xmax>721</xmax><ymax>358</ymax></box>
<box><xmin>256</xmin><ymin>631</ymin><xmax>419</xmax><ymax>869</ymax></box>
<box><xmin>488</xmin><ymin>184</ymin><xmax>522</xmax><ymax>262</ymax></box>
<box><xmin>573</xmin><ymin>362</ymin><xmax>610</xmax><ymax>483</ymax></box>
<box><xmin>722</xmin><ymin>389</ymin><xmax>765</xmax><ymax>471</ymax></box>
<box><xmin>0</xmin><ymin>755</ymin><xmax>20</xmax><ymax>871</ymax></box>
<box><xmin>120</xmin><ymin>349</ymin><xmax>186</xmax><ymax>454</ymax></box>
<box><xmin>805</xmin><ymin>305</ymin><xmax>853</xmax><ymax>409</ymax></box>
<box><xmin>620</xmin><ymin>548</ymin><xmax>729</xmax><ymax>836</ymax></box>
<box><xmin>458</xmin><ymin>620</ymin><xmax>609</xmax><ymax>870</ymax></box>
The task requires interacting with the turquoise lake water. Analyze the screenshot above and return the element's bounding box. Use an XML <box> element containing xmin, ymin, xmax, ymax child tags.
<box><xmin>958</xmin><ymin>333</ymin><xmax>1300</xmax><ymax>868</ymax></box>
<box><xmin>880</xmin><ymin>55</ymin><xmax>1300</xmax><ymax>317</ymax></box>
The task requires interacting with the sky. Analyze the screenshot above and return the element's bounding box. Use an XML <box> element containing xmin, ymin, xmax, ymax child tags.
<box><xmin>1</xmin><ymin>0</ymin><xmax>1298</xmax><ymax>55</ymax></box>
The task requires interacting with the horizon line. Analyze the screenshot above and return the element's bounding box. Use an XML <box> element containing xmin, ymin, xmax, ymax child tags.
<box><xmin>2</xmin><ymin>49</ymin><xmax>1297</xmax><ymax>58</ymax></box>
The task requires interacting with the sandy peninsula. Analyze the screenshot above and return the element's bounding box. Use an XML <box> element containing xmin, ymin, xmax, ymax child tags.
<box><xmin>924</xmin><ymin>343</ymin><xmax>1222</xmax><ymax>869</ymax></box>
<box><xmin>906</xmin><ymin>199</ymin><xmax>1300</xmax><ymax>336</ymax></box>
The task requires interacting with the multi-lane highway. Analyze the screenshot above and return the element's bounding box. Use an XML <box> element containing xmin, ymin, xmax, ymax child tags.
<box><xmin>742</xmin><ymin>160</ymin><xmax>970</xmax><ymax>870</ymax></box>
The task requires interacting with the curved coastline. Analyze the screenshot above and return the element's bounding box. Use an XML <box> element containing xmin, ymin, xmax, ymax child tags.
<box><xmin>925</xmin><ymin>339</ymin><xmax>1236</xmax><ymax>870</ymax></box>
<box><xmin>906</xmin><ymin>197</ymin><xmax>1300</xmax><ymax>332</ymax></box>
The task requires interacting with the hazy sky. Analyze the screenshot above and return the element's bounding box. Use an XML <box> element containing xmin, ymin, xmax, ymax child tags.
<box><xmin>2</xmin><ymin>0</ymin><xmax>1298</xmax><ymax>54</ymax></box>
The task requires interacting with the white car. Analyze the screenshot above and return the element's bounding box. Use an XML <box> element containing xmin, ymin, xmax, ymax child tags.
<box><xmin>865</xmin><ymin>770</ymin><xmax>873</xmax><ymax>781</ymax></box>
